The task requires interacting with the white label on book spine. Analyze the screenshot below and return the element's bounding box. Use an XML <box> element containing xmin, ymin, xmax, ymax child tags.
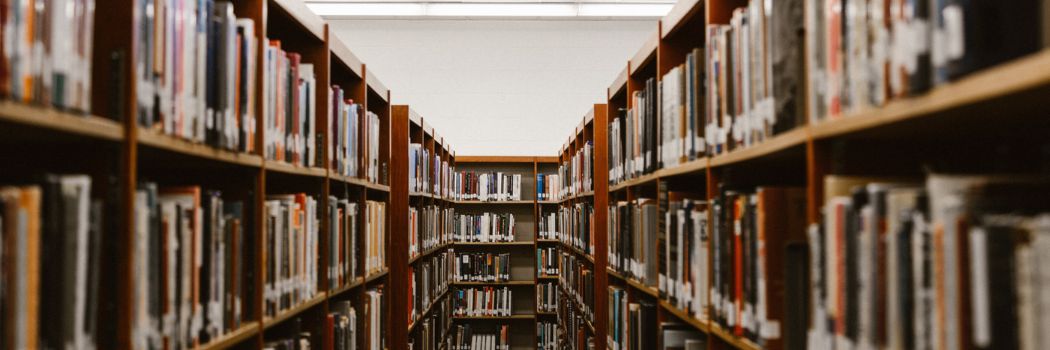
<box><xmin>969</xmin><ymin>227</ymin><xmax>991</xmax><ymax>347</ymax></box>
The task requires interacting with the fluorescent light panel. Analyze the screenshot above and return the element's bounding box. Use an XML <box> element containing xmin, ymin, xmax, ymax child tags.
<box><xmin>307</xmin><ymin>2</ymin><xmax>672</xmax><ymax>18</ymax></box>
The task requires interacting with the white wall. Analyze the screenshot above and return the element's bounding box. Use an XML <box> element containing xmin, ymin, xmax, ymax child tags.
<box><xmin>328</xmin><ymin>19</ymin><xmax>656</xmax><ymax>156</ymax></box>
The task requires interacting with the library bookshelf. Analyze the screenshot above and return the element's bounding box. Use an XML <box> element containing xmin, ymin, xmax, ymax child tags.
<box><xmin>443</xmin><ymin>155</ymin><xmax>554</xmax><ymax>350</ymax></box>
<box><xmin>550</xmin><ymin>104</ymin><xmax>609</xmax><ymax>350</ymax></box>
<box><xmin>592</xmin><ymin>0</ymin><xmax>1050</xmax><ymax>350</ymax></box>
<box><xmin>2</xmin><ymin>0</ymin><xmax>394</xmax><ymax>349</ymax></box>
<box><xmin>396</xmin><ymin>105</ymin><xmax>456</xmax><ymax>350</ymax></box>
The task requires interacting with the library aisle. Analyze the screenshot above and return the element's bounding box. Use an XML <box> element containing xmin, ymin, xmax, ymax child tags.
<box><xmin>2</xmin><ymin>0</ymin><xmax>1050</xmax><ymax>349</ymax></box>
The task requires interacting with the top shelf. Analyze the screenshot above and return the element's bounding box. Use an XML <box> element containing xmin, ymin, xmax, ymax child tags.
<box><xmin>329</xmin><ymin>31</ymin><xmax>364</xmax><ymax>78</ymax></box>
<box><xmin>605</xmin><ymin>47</ymin><xmax>1050</xmax><ymax>188</ymax></box>
<box><xmin>0</xmin><ymin>102</ymin><xmax>123</xmax><ymax>142</ymax></box>
<box><xmin>660</xmin><ymin>0</ymin><xmax>703</xmax><ymax>39</ymax></box>
<box><xmin>366</xmin><ymin>67</ymin><xmax>390</xmax><ymax>103</ymax></box>
<box><xmin>609</xmin><ymin>65</ymin><xmax>629</xmax><ymax>99</ymax></box>
<box><xmin>270</xmin><ymin>0</ymin><xmax>326</xmax><ymax>42</ymax></box>
<box><xmin>629</xmin><ymin>30</ymin><xmax>658</xmax><ymax>76</ymax></box>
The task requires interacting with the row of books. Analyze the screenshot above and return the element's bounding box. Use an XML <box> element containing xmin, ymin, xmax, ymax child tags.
<box><xmin>537</xmin><ymin>320</ymin><xmax>558</xmax><ymax>350</ymax></box>
<box><xmin>323</xmin><ymin>301</ymin><xmax>357</xmax><ymax>350</ymax></box>
<box><xmin>4</xmin><ymin>0</ymin><xmax>95</xmax><ymax>112</ymax></box>
<box><xmin>136</xmin><ymin>0</ymin><xmax>257</xmax><ymax>153</ymax></box>
<box><xmin>608</xmin><ymin>290</ymin><xmax>655</xmax><ymax>350</ymax></box>
<box><xmin>452</xmin><ymin>287</ymin><xmax>513</xmax><ymax>317</ymax></box>
<box><xmin>805</xmin><ymin>0</ymin><xmax>1045</xmax><ymax>123</ymax></box>
<box><xmin>659</xmin><ymin>195</ymin><xmax>709</xmax><ymax>320</ymax></box>
<box><xmin>560</xmin><ymin>251</ymin><xmax>594</xmax><ymax>322</ymax></box>
<box><xmin>264</xmin><ymin>194</ymin><xmax>320</xmax><ymax>318</ymax></box>
<box><xmin>707</xmin><ymin>187</ymin><xmax>805</xmax><ymax>346</ymax></box>
<box><xmin>363</xmin><ymin>200</ymin><xmax>387</xmax><ymax>275</ymax></box>
<box><xmin>537</xmin><ymin>247</ymin><xmax>560</xmax><ymax>277</ymax></box>
<box><xmin>452</xmin><ymin>212</ymin><xmax>516</xmax><ymax>243</ymax></box>
<box><xmin>409</xmin><ymin>295</ymin><xmax>450</xmax><ymax>350</ymax></box>
<box><xmin>133</xmin><ymin>184</ymin><xmax>254</xmax><ymax>349</ymax></box>
<box><xmin>331</xmin><ymin>90</ymin><xmax>380</xmax><ymax>182</ymax></box>
<box><xmin>408</xmin><ymin>143</ymin><xmax>453</xmax><ymax>197</ymax></box>
<box><xmin>537</xmin><ymin>174</ymin><xmax>560</xmax><ymax>201</ymax></box>
<box><xmin>328</xmin><ymin>198</ymin><xmax>358</xmax><ymax>290</ymax></box>
<box><xmin>807</xmin><ymin>174</ymin><xmax>1050</xmax><ymax>350</ymax></box>
<box><xmin>408</xmin><ymin>204</ymin><xmax>454</xmax><ymax>259</ymax></box>
<box><xmin>454</xmin><ymin>252</ymin><xmax>511</xmax><ymax>282</ymax></box>
<box><xmin>410</xmin><ymin>250</ymin><xmax>452</xmax><ymax>324</ymax></box>
<box><xmin>451</xmin><ymin>171</ymin><xmax>522</xmax><ymax>201</ymax></box>
<box><xmin>658</xmin><ymin>49</ymin><xmax>706</xmax><ymax>167</ymax></box>
<box><xmin>263</xmin><ymin>41</ymin><xmax>318</xmax><ymax>167</ymax></box>
<box><xmin>2</xmin><ymin>177</ymin><xmax>108</xmax><ymax>350</ymax></box>
<box><xmin>559</xmin><ymin>292</ymin><xmax>595</xmax><ymax>350</ymax></box>
<box><xmin>446</xmin><ymin>324</ymin><xmax>510</xmax><ymax>350</ymax></box>
<box><xmin>703</xmin><ymin>0</ymin><xmax>804</xmax><ymax>156</ymax></box>
<box><xmin>658</xmin><ymin>324</ymin><xmax>706</xmax><ymax>350</ymax></box>
<box><xmin>263</xmin><ymin>318</ymin><xmax>312</xmax><ymax>350</ymax></box>
<box><xmin>537</xmin><ymin>282</ymin><xmax>558</xmax><ymax>313</ymax></box>
<box><xmin>557</xmin><ymin>203</ymin><xmax>595</xmax><ymax>255</ymax></box>
<box><xmin>364</xmin><ymin>287</ymin><xmax>386</xmax><ymax>350</ymax></box>
<box><xmin>558</xmin><ymin>140</ymin><xmax>594</xmax><ymax>199</ymax></box>
<box><xmin>608</xmin><ymin>78</ymin><xmax>658</xmax><ymax>185</ymax></box>
<box><xmin>608</xmin><ymin>199</ymin><xmax>659</xmax><ymax>286</ymax></box>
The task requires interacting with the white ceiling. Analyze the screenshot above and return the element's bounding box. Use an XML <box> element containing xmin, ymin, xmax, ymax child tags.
<box><xmin>307</xmin><ymin>0</ymin><xmax>675</xmax><ymax>20</ymax></box>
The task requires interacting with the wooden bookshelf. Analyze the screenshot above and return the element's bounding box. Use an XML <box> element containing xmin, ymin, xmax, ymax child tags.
<box><xmin>438</xmin><ymin>156</ymin><xmax>547</xmax><ymax>350</ymax></box>
<box><xmin>0</xmin><ymin>2</ymin><xmax>398</xmax><ymax>349</ymax></box>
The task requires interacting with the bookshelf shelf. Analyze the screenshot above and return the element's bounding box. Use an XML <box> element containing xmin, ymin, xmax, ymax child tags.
<box><xmin>708</xmin><ymin>127</ymin><xmax>809</xmax><ymax>168</ymax></box>
<box><xmin>0</xmin><ymin>102</ymin><xmax>123</xmax><ymax>142</ymax></box>
<box><xmin>366</xmin><ymin>71</ymin><xmax>391</xmax><ymax>103</ymax></box>
<box><xmin>269</xmin><ymin>0</ymin><xmax>325</xmax><ymax>41</ymax></box>
<box><xmin>809</xmin><ymin>49</ymin><xmax>1050</xmax><ymax>141</ymax></box>
<box><xmin>630</xmin><ymin>31</ymin><xmax>659</xmax><ymax>75</ymax></box>
<box><xmin>537</xmin><ymin>275</ymin><xmax>559</xmax><ymax>281</ymax></box>
<box><xmin>559</xmin><ymin>284</ymin><xmax>595</xmax><ymax>333</ymax></box>
<box><xmin>660</xmin><ymin>0</ymin><xmax>702</xmax><ymax>38</ymax></box>
<box><xmin>560</xmin><ymin>241</ymin><xmax>594</xmax><ymax>264</ymax></box>
<box><xmin>536</xmin><ymin>239</ymin><xmax>559</xmax><ymax>244</ymax></box>
<box><xmin>364</xmin><ymin>269</ymin><xmax>389</xmax><ymax>284</ymax></box>
<box><xmin>136</xmin><ymin>128</ymin><xmax>264</xmax><ymax>168</ymax></box>
<box><xmin>451</xmin><ymin>200</ymin><xmax>535</xmax><ymax>205</ymax></box>
<box><xmin>332</xmin><ymin>173</ymin><xmax>391</xmax><ymax>192</ymax></box>
<box><xmin>709</xmin><ymin>324</ymin><xmax>761</xmax><ymax>350</ymax></box>
<box><xmin>624</xmin><ymin>278</ymin><xmax>659</xmax><ymax>299</ymax></box>
<box><xmin>657</xmin><ymin>300</ymin><xmax>708</xmax><ymax>334</ymax></box>
<box><xmin>451</xmin><ymin>315</ymin><xmax>536</xmax><ymax>321</ymax></box>
<box><xmin>329</xmin><ymin>35</ymin><xmax>365</xmax><ymax>78</ymax></box>
<box><xmin>452</xmin><ymin>241</ymin><xmax>535</xmax><ymax>247</ymax></box>
<box><xmin>451</xmin><ymin>280</ymin><xmax>535</xmax><ymax>286</ymax></box>
<box><xmin>408</xmin><ymin>242</ymin><xmax>452</xmax><ymax>265</ymax></box>
<box><xmin>263</xmin><ymin>293</ymin><xmax>328</xmax><ymax>330</ymax></box>
<box><xmin>606</xmin><ymin>268</ymin><xmax>625</xmax><ymax>282</ymax></box>
<box><xmin>199</xmin><ymin>322</ymin><xmax>261</xmax><ymax>350</ymax></box>
<box><xmin>330</xmin><ymin>277</ymin><xmax>366</xmax><ymax>297</ymax></box>
<box><xmin>609</xmin><ymin>65</ymin><xmax>629</xmax><ymax>98</ymax></box>
<box><xmin>408</xmin><ymin>289</ymin><xmax>450</xmax><ymax>334</ymax></box>
<box><xmin>264</xmin><ymin>161</ymin><xmax>328</xmax><ymax>178</ymax></box>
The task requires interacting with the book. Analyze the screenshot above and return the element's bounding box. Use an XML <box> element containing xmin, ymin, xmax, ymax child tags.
<box><xmin>365</xmin><ymin>200</ymin><xmax>387</xmax><ymax>275</ymax></box>
<box><xmin>452</xmin><ymin>287</ymin><xmax>512</xmax><ymax>317</ymax></box>
<box><xmin>452</xmin><ymin>212</ymin><xmax>515</xmax><ymax>243</ymax></box>
<box><xmin>264</xmin><ymin>193</ymin><xmax>319</xmax><ymax>317</ymax></box>
<box><xmin>329</xmin><ymin>197</ymin><xmax>359</xmax><ymax>289</ymax></box>
<box><xmin>3</xmin><ymin>0</ymin><xmax>95</xmax><ymax>112</ymax></box>
<box><xmin>133</xmin><ymin>0</ymin><xmax>256</xmax><ymax>151</ymax></box>
<box><xmin>451</xmin><ymin>171</ymin><xmax>522</xmax><ymax>201</ymax></box>
<box><xmin>561</xmin><ymin>251</ymin><xmax>595</xmax><ymax>322</ymax></box>
<box><xmin>454</xmin><ymin>252</ymin><xmax>511</xmax><ymax>282</ymax></box>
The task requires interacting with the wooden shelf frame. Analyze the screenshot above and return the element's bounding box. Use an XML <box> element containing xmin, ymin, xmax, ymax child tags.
<box><xmin>34</xmin><ymin>1</ymin><xmax>400</xmax><ymax>348</ymax></box>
